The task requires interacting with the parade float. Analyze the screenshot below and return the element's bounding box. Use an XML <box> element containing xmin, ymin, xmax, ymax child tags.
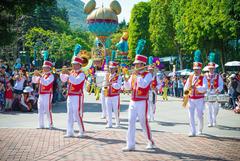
<box><xmin>82</xmin><ymin>0</ymin><xmax>123</xmax><ymax>98</ymax></box>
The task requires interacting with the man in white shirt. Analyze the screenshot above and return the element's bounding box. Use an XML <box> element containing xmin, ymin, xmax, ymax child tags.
<box><xmin>205</xmin><ymin>56</ymin><xmax>223</xmax><ymax>127</ymax></box>
<box><xmin>122</xmin><ymin>55</ymin><xmax>155</xmax><ymax>151</ymax></box>
<box><xmin>184</xmin><ymin>50</ymin><xmax>208</xmax><ymax>137</ymax></box>
<box><xmin>32</xmin><ymin>61</ymin><xmax>54</xmax><ymax>129</ymax></box>
<box><xmin>60</xmin><ymin>56</ymin><xmax>85</xmax><ymax>137</ymax></box>
<box><xmin>103</xmin><ymin>61</ymin><xmax>122</xmax><ymax>128</ymax></box>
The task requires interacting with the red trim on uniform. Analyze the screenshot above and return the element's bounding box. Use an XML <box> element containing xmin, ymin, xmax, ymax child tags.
<box><xmin>78</xmin><ymin>96</ymin><xmax>85</xmax><ymax>132</ymax></box>
<box><xmin>81</xmin><ymin>94</ymin><xmax>84</xmax><ymax>118</ymax></box>
<box><xmin>145</xmin><ymin>100</ymin><xmax>154</xmax><ymax>145</ymax></box>
<box><xmin>49</xmin><ymin>93</ymin><xmax>53</xmax><ymax>125</ymax></box>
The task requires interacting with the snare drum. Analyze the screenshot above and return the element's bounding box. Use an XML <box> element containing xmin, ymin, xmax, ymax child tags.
<box><xmin>217</xmin><ymin>94</ymin><xmax>229</xmax><ymax>103</ymax></box>
<box><xmin>205</xmin><ymin>95</ymin><xmax>218</xmax><ymax>102</ymax></box>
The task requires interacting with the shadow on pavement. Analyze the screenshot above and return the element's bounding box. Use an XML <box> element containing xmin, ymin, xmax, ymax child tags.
<box><xmin>86</xmin><ymin>135</ymin><xmax>126</xmax><ymax>145</ymax></box>
<box><xmin>133</xmin><ymin>148</ymin><xmax>226</xmax><ymax>160</ymax></box>
<box><xmin>53</xmin><ymin>103</ymin><xmax>129</xmax><ymax>113</ymax></box>
<box><xmin>216</xmin><ymin>125</ymin><xmax>240</xmax><ymax>131</ymax></box>
<box><xmin>156</xmin><ymin>121</ymin><xmax>188</xmax><ymax>126</ymax></box>
<box><xmin>201</xmin><ymin>133</ymin><xmax>240</xmax><ymax>142</ymax></box>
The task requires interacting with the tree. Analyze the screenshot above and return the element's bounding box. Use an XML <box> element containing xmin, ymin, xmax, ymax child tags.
<box><xmin>24</xmin><ymin>27</ymin><xmax>94</xmax><ymax>67</ymax></box>
<box><xmin>0</xmin><ymin>0</ymin><xmax>53</xmax><ymax>46</ymax></box>
<box><xmin>128</xmin><ymin>2</ymin><xmax>151</xmax><ymax>60</ymax></box>
<box><xmin>149</xmin><ymin>0</ymin><xmax>176</xmax><ymax>57</ymax></box>
<box><xmin>170</xmin><ymin>0</ymin><xmax>239</xmax><ymax>70</ymax></box>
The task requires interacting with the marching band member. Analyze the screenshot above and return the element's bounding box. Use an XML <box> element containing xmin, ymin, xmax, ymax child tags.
<box><xmin>205</xmin><ymin>52</ymin><xmax>223</xmax><ymax>127</ymax></box>
<box><xmin>184</xmin><ymin>50</ymin><xmax>208</xmax><ymax>137</ymax></box>
<box><xmin>32</xmin><ymin>61</ymin><xmax>54</xmax><ymax>129</ymax></box>
<box><xmin>122</xmin><ymin>55</ymin><xmax>155</xmax><ymax>151</ymax></box>
<box><xmin>104</xmin><ymin>61</ymin><xmax>122</xmax><ymax>128</ymax></box>
<box><xmin>60</xmin><ymin>56</ymin><xmax>85</xmax><ymax>137</ymax></box>
<box><xmin>100</xmin><ymin>65</ymin><xmax>108</xmax><ymax>119</ymax></box>
<box><xmin>148</xmin><ymin>65</ymin><xmax>161</xmax><ymax>121</ymax></box>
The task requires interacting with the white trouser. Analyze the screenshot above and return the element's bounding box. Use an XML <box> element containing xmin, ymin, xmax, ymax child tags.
<box><xmin>148</xmin><ymin>90</ymin><xmax>156</xmax><ymax>120</ymax></box>
<box><xmin>101</xmin><ymin>90</ymin><xmax>106</xmax><ymax>117</ymax></box>
<box><xmin>105</xmin><ymin>96</ymin><xmax>120</xmax><ymax>127</ymax></box>
<box><xmin>66</xmin><ymin>95</ymin><xmax>84</xmax><ymax>135</ymax></box>
<box><xmin>188</xmin><ymin>98</ymin><xmax>204</xmax><ymax>135</ymax></box>
<box><xmin>206</xmin><ymin>102</ymin><xmax>219</xmax><ymax>125</ymax></box>
<box><xmin>127</xmin><ymin>100</ymin><xmax>154</xmax><ymax>148</ymax></box>
<box><xmin>38</xmin><ymin>94</ymin><xmax>53</xmax><ymax>128</ymax></box>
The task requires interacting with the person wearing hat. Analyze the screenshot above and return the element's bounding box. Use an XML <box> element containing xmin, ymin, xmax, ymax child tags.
<box><xmin>19</xmin><ymin>86</ymin><xmax>35</xmax><ymax>112</ymax></box>
<box><xmin>148</xmin><ymin>64</ymin><xmax>160</xmax><ymax>121</ymax></box>
<box><xmin>184</xmin><ymin>50</ymin><xmax>208</xmax><ymax>137</ymax></box>
<box><xmin>122</xmin><ymin>54</ymin><xmax>155</xmax><ymax>151</ymax></box>
<box><xmin>32</xmin><ymin>61</ymin><xmax>54</xmax><ymax>129</ymax></box>
<box><xmin>205</xmin><ymin>52</ymin><xmax>223</xmax><ymax>127</ymax></box>
<box><xmin>103</xmin><ymin>61</ymin><xmax>122</xmax><ymax>128</ymax></box>
<box><xmin>60</xmin><ymin>56</ymin><xmax>85</xmax><ymax>137</ymax></box>
<box><xmin>100</xmin><ymin>64</ymin><xmax>109</xmax><ymax>119</ymax></box>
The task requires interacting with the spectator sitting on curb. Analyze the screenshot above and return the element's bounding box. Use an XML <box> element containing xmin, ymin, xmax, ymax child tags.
<box><xmin>19</xmin><ymin>86</ymin><xmax>35</xmax><ymax>112</ymax></box>
<box><xmin>234</xmin><ymin>95</ymin><xmax>240</xmax><ymax>114</ymax></box>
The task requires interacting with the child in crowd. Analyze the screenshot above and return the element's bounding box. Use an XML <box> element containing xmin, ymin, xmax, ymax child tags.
<box><xmin>234</xmin><ymin>95</ymin><xmax>240</xmax><ymax>114</ymax></box>
<box><xmin>5</xmin><ymin>82</ymin><xmax>13</xmax><ymax>111</ymax></box>
<box><xmin>0</xmin><ymin>82</ymin><xmax>5</xmax><ymax>111</ymax></box>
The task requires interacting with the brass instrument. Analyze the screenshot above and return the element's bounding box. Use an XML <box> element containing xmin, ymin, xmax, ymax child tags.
<box><xmin>27</xmin><ymin>67</ymin><xmax>73</xmax><ymax>76</ymax></box>
<box><xmin>103</xmin><ymin>73</ymin><xmax>110</xmax><ymax>97</ymax></box>
<box><xmin>78</xmin><ymin>50</ymin><xmax>92</xmax><ymax>68</ymax></box>
<box><xmin>182</xmin><ymin>87</ymin><xmax>192</xmax><ymax>108</ymax></box>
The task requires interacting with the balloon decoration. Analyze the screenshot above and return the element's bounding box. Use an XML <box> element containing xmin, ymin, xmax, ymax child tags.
<box><xmin>115</xmin><ymin>32</ymin><xmax>130</xmax><ymax>67</ymax></box>
<box><xmin>84</xmin><ymin>0</ymin><xmax>121</xmax><ymax>44</ymax></box>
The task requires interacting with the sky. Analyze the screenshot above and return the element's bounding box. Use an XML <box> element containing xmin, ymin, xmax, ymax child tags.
<box><xmin>81</xmin><ymin>0</ymin><xmax>149</xmax><ymax>22</ymax></box>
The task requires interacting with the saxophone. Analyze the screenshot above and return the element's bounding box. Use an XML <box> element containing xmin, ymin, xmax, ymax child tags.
<box><xmin>182</xmin><ymin>86</ymin><xmax>192</xmax><ymax>108</ymax></box>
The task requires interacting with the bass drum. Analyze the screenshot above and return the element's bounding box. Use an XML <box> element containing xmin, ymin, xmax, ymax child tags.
<box><xmin>217</xmin><ymin>94</ymin><xmax>229</xmax><ymax>103</ymax></box>
<box><xmin>205</xmin><ymin>95</ymin><xmax>218</xmax><ymax>102</ymax></box>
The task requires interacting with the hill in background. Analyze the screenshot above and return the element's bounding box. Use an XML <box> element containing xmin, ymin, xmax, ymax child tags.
<box><xmin>57</xmin><ymin>0</ymin><xmax>88</xmax><ymax>30</ymax></box>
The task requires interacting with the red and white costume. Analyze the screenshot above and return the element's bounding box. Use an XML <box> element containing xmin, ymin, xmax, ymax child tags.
<box><xmin>100</xmin><ymin>66</ymin><xmax>108</xmax><ymax>119</ymax></box>
<box><xmin>184</xmin><ymin>62</ymin><xmax>208</xmax><ymax>136</ymax></box>
<box><xmin>104</xmin><ymin>61</ymin><xmax>122</xmax><ymax>128</ymax></box>
<box><xmin>123</xmin><ymin>55</ymin><xmax>154</xmax><ymax>150</ymax></box>
<box><xmin>60</xmin><ymin>56</ymin><xmax>85</xmax><ymax>137</ymax></box>
<box><xmin>32</xmin><ymin>61</ymin><xmax>54</xmax><ymax>129</ymax></box>
<box><xmin>205</xmin><ymin>63</ymin><xmax>223</xmax><ymax>127</ymax></box>
<box><xmin>148</xmin><ymin>67</ymin><xmax>161</xmax><ymax>121</ymax></box>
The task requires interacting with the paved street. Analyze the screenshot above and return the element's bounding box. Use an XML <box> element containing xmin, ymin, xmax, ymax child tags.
<box><xmin>0</xmin><ymin>93</ymin><xmax>240</xmax><ymax>161</ymax></box>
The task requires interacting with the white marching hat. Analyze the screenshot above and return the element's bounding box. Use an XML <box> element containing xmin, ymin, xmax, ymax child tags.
<box><xmin>42</xmin><ymin>61</ymin><xmax>53</xmax><ymax>68</ymax></box>
<box><xmin>23</xmin><ymin>86</ymin><xmax>33</xmax><ymax>93</ymax></box>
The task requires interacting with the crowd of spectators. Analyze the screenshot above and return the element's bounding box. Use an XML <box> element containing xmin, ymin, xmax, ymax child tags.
<box><xmin>0</xmin><ymin>58</ymin><xmax>239</xmax><ymax>113</ymax></box>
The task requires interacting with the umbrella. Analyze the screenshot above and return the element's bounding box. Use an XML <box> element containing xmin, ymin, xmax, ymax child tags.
<box><xmin>202</xmin><ymin>64</ymin><xmax>219</xmax><ymax>71</ymax></box>
<box><xmin>177</xmin><ymin>69</ymin><xmax>192</xmax><ymax>76</ymax></box>
<box><xmin>225</xmin><ymin>61</ymin><xmax>240</xmax><ymax>66</ymax></box>
<box><xmin>168</xmin><ymin>72</ymin><xmax>176</xmax><ymax>77</ymax></box>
